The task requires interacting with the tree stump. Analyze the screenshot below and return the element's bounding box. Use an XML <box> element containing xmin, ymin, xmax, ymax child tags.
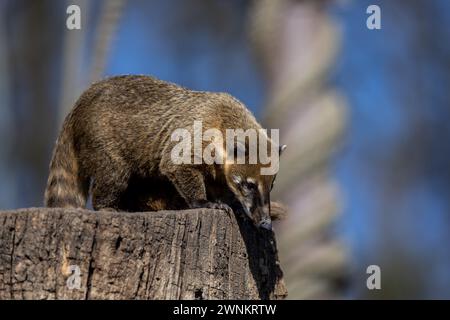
<box><xmin>0</xmin><ymin>208</ymin><xmax>287</xmax><ymax>300</ymax></box>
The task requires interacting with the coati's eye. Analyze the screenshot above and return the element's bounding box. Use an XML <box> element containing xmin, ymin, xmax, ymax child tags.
<box><xmin>245</xmin><ymin>178</ymin><xmax>258</xmax><ymax>191</ymax></box>
<box><xmin>240</xmin><ymin>179</ymin><xmax>257</xmax><ymax>196</ymax></box>
<box><xmin>246</xmin><ymin>181</ymin><xmax>258</xmax><ymax>190</ymax></box>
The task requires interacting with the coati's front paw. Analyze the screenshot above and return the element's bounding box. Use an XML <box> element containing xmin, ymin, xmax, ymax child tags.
<box><xmin>191</xmin><ymin>200</ymin><xmax>233</xmax><ymax>213</ymax></box>
<box><xmin>209</xmin><ymin>202</ymin><xmax>233</xmax><ymax>214</ymax></box>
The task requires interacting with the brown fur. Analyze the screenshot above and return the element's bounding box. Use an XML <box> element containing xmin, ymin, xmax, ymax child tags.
<box><xmin>45</xmin><ymin>75</ymin><xmax>284</xmax><ymax>224</ymax></box>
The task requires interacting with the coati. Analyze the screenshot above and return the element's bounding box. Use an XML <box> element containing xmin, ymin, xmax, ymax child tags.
<box><xmin>45</xmin><ymin>75</ymin><xmax>285</xmax><ymax>229</ymax></box>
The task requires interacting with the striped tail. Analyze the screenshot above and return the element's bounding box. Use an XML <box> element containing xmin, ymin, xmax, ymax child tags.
<box><xmin>44</xmin><ymin>118</ymin><xmax>89</xmax><ymax>208</ymax></box>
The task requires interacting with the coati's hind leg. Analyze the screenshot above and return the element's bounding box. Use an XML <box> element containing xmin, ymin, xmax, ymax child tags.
<box><xmin>91</xmin><ymin>171</ymin><xmax>130</xmax><ymax>211</ymax></box>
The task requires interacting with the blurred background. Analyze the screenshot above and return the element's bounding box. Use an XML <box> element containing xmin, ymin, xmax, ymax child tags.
<box><xmin>1</xmin><ymin>0</ymin><xmax>450</xmax><ymax>299</ymax></box>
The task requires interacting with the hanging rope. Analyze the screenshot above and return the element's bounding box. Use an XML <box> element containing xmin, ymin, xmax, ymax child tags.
<box><xmin>249</xmin><ymin>0</ymin><xmax>349</xmax><ymax>298</ymax></box>
<box><xmin>90</xmin><ymin>0</ymin><xmax>126</xmax><ymax>83</ymax></box>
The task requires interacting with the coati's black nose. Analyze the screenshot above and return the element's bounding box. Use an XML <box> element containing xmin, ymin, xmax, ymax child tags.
<box><xmin>258</xmin><ymin>218</ymin><xmax>272</xmax><ymax>231</ymax></box>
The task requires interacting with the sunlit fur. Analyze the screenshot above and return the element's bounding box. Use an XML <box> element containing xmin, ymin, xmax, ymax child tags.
<box><xmin>44</xmin><ymin>75</ymin><xmax>286</xmax><ymax>228</ymax></box>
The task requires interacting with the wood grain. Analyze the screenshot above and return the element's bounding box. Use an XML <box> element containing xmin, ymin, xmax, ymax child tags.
<box><xmin>0</xmin><ymin>208</ymin><xmax>287</xmax><ymax>300</ymax></box>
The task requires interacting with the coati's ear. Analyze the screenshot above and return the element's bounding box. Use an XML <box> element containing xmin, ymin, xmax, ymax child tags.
<box><xmin>279</xmin><ymin>144</ymin><xmax>287</xmax><ymax>156</ymax></box>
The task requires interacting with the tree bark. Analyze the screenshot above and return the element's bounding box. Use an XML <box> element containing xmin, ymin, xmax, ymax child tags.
<box><xmin>0</xmin><ymin>208</ymin><xmax>287</xmax><ymax>300</ymax></box>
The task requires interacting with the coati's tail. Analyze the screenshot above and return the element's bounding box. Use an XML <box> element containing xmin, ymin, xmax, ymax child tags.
<box><xmin>44</xmin><ymin>119</ymin><xmax>89</xmax><ymax>208</ymax></box>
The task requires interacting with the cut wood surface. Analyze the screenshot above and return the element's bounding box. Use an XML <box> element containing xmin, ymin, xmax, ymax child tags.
<box><xmin>0</xmin><ymin>208</ymin><xmax>287</xmax><ymax>300</ymax></box>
